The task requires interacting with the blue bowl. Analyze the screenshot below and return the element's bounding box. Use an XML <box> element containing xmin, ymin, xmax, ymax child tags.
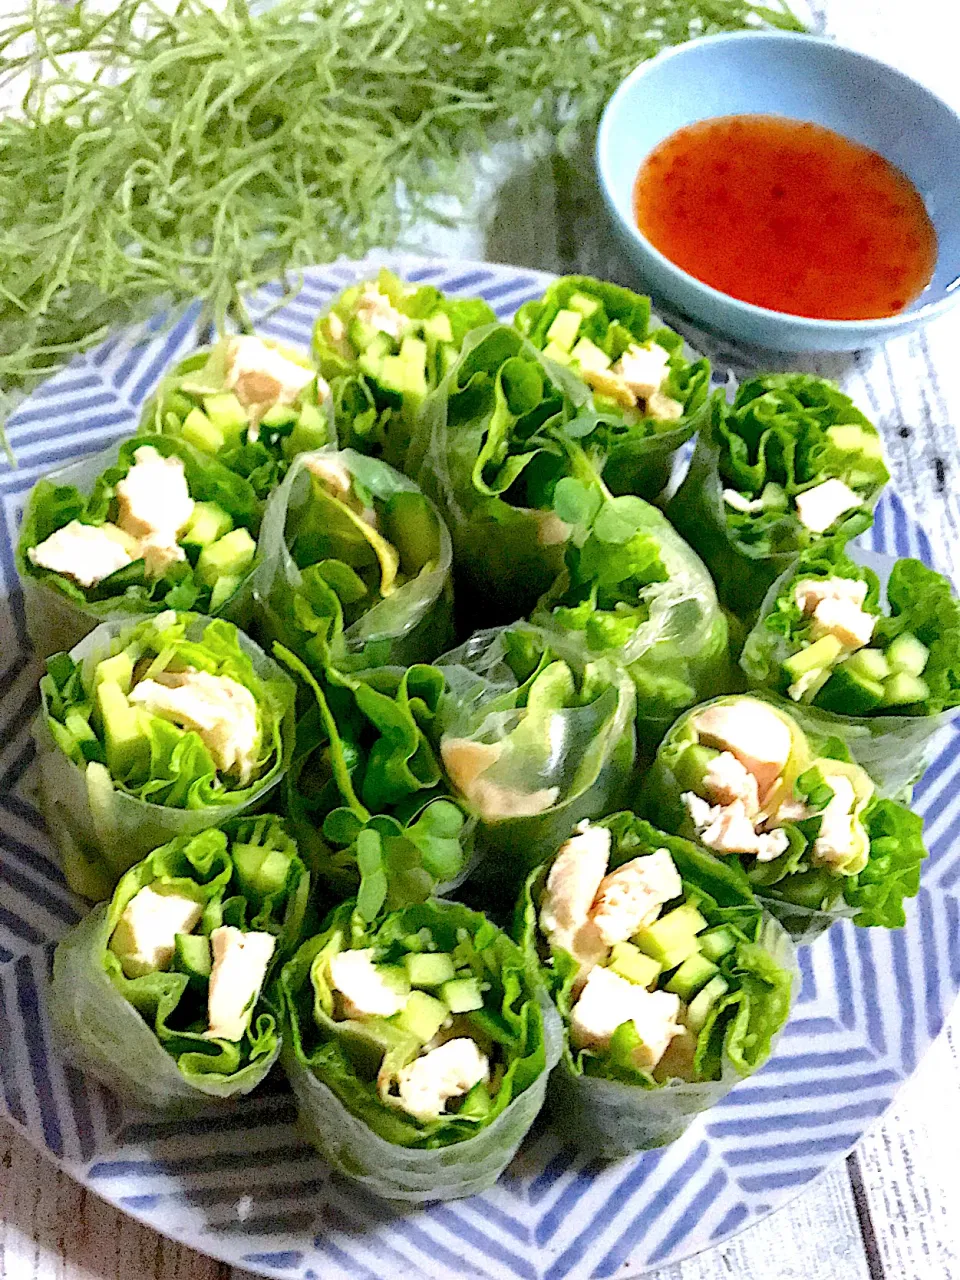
<box><xmin>596</xmin><ymin>32</ymin><xmax>960</xmax><ymax>351</ymax></box>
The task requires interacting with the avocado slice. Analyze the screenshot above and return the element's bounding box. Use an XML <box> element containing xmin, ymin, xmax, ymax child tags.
<box><xmin>97</xmin><ymin>681</ymin><xmax>146</xmax><ymax>778</ymax></box>
<box><xmin>203</xmin><ymin>393</ymin><xmax>248</xmax><ymax>446</ymax></box>
<box><xmin>783</xmin><ymin>634</ymin><xmax>845</xmax><ymax>679</ymax></box>
<box><xmin>93</xmin><ymin>651</ymin><xmax>134</xmax><ymax>695</ymax></box>
<box><xmin>633</xmin><ymin>903</ymin><xmax>706</xmax><ymax>971</ymax></box>
<box><xmin>567</xmin><ymin>292</ymin><xmax>600</xmax><ymax>317</ymax></box>
<box><xmin>608</xmin><ymin>940</ymin><xmax>661</xmax><ymax>988</ymax></box>
<box><xmin>545</xmin><ymin>309</ymin><xmax>582</xmax><ymax>353</ymax></box>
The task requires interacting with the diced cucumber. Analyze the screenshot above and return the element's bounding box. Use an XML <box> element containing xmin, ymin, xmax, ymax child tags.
<box><xmin>844</xmin><ymin>647</ymin><xmax>891</xmax><ymax>683</ymax></box>
<box><xmin>545</xmin><ymin>309</ymin><xmax>582</xmax><ymax>352</ymax></box>
<box><xmin>885</xmin><ymin>631</ymin><xmax>930</xmax><ymax>677</ymax></box>
<box><xmin>672</xmin><ymin>744</ymin><xmax>720</xmax><ymax>795</ymax></box>
<box><xmin>181</xmin><ymin>407</ymin><xmax>225</xmax><ymax>455</ymax></box>
<box><xmin>404</xmin><ymin>952</ymin><xmax>456</xmax><ymax>988</ymax></box>
<box><xmin>378</xmin><ymin>336</ymin><xmax>428</xmax><ymax>403</ymax></box>
<box><xmin>232</xmin><ymin>842</ymin><xmax>293</xmax><ymax>903</ymax></box>
<box><xmin>609</xmin><ymin>940</ymin><xmax>662</xmax><ymax>988</ymax></box>
<box><xmin>377</xmin><ymin>966</ymin><xmax>412</xmax><ymax>1001</ymax></box>
<box><xmin>173</xmin><ymin>932</ymin><xmax>211</xmax><ymax>988</ymax></box>
<box><xmin>181</xmin><ymin>501</ymin><xmax>234</xmax><ymax>550</ymax></box>
<box><xmin>64</xmin><ymin>709</ymin><xmax>99</xmax><ymax>755</ymax></box>
<box><xmin>883</xmin><ymin>672</ymin><xmax>930</xmax><ymax>707</ymax></box>
<box><xmin>570</xmin><ymin>337</ymin><xmax>611</xmax><ymax>372</ymax></box>
<box><xmin>348</xmin><ymin>316</ymin><xmax>389</xmax><ymax>354</ymax></box>
<box><xmin>567</xmin><ymin>292</ymin><xmax>600</xmax><ymax>317</ymax></box>
<box><xmin>699</xmin><ymin>926</ymin><xmax>739</xmax><ymax>963</ymax></box>
<box><xmin>665</xmin><ymin>952</ymin><xmax>719</xmax><ymax>1000</ymax></box>
<box><xmin>783</xmin><ymin>634</ymin><xmax>844</xmax><ymax>679</ymax></box>
<box><xmin>202</xmin><ymin>392</ymin><xmax>248</xmax><ymax>440</ymax></box>
<box><xmin>422</xmin><ymin>312</ymin><xmax>453</xmax><ymax>345</ymax></box>
<box><xmin>815</xmin><ymin>664</ymin><xmax>886</xmax><ymax>715</ymax></box>
<box><xmin>196</xmin><ymin>528</ymin><xmax>256</xmax><ymax>588</ymax></box>
<box><xmin>394</xmin><ymin>990</ymin><xmax>448</xmax><ymax>1043</ymax></box>
<box><xmin>260</xmin><ymin>403</ymin><xmax>298</xmax><ymax>429</ymax></box>
<box><xmin>685</xmin><ymin>975</ymin><xmax>730</xmax><ymax>1033</ymax></box>
<box><xmin>440</xmin><ymin>977</ymin><xmax>484</xmax><ymax>1014</ymax></box>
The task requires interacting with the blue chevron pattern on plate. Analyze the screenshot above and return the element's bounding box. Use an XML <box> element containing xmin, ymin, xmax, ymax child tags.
<box><xmin>1</xmin><ymin>256</ymin><xmax>958</xmax><ymax>1280</ymax></box>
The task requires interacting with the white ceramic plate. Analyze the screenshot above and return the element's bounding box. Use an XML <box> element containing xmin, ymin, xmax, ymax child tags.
<box><xmin>2</xmin><ymin>256</ymin><xmax>958</xmax><ymax>1280</ymax></box>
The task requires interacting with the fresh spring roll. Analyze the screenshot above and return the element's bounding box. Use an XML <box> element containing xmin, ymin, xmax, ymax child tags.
<box><xmin>531</xmin><ymin>485</ymin><xmax>730</xmax><ymax>751</ymax></box>
<box><xmin>141</xmin><ymin>334</ymin><xmax>333</xmax><ymax>498</ymax></box>
<box><xmin>279</xmin><ymin>897</ymin><xmax>562</xmax><ymax>1201</ymax></box>
<box><xmin>517</xmin><ymin>814</ymin><xmax>794</xmax><ymax>1154</ymax></box>
<box><xmin>740</xmin><ymin>544</ymin><xmax>960</xmax><ymax>794</ymax></box>
<box><xmin>435</xmin><ymin>624</ymin><xmax>637</xmax><ymax>895</ymax></box>
<box><xmin>277</xmin><ymin>648</ymin><xmax>475</xmax><ymax>920</ymax></box>
<box><xmin>16</xmin><ymin>436</ymin><xmax>262</xmax><ymax>658</ymax></box>
<box><xmin>49</xmin><ymin>817</ymin><xmax>309</xmax><ymax>1111</ymax></box>
<box><xmin>514</xmin><ymin>275</ymin><xmax>711</xmax><ymax>498</ymax></box>
<box><xmin>251</xmin><ymin>448</ymin><xmax>453</xmax><ymax>675</ymax></box>
<box><xmin>667</xmin><ymin>375</ymin><xmax>890</xmax><ymax>619</ymax></box>
<box><xmin>312</xmin><ymin>268</ymin><xmax>496</xmax><ymax>470</ymax></box>
<box><xmin>411</xmin><ymin>323</ymin><xmax>606</xmax><ymax>626</ymax></box>
<box><xmin>36</xmin><ymin>611</ymin><xmax>296</xmax><ymax>901</ymax></box>
<box><xmin>640</xmin><ymin>695</ymin><xmax>927</xmax><ymax>940</ymax></box>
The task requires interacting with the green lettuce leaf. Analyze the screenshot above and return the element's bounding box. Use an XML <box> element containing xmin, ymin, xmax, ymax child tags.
<box><xmin>533</xmin><ymin>487</ymin><xmax>731</xmax><ymax>751</ymax></box>
<box><xmin>36</xmin><ymin>612</ymin><xmax>296</xmax><ymax>898</ymax></box>
<box><xmin>140</xmin><ymin>337</ymin><xmax>332</xmax><ymax>499</ymax></box>
<box><xmin>639</xmin><ymin>695</ymin><xmax>927</xmax><ymax>940</ymax></box>
<box><xmin>435</xmin><ymin>624</ymin><xmax>636</xmax><ymax>897</ymax></box>
<box><xmin>276</xmin><ymin>645</ymin><xmax>474</xmax><ymax>918</ymax></box>
<box><xmin>279</xmin><ymin>897</ymin><xmax>561</xmax><ymax>1200</ymax></box>
<box><xmin>49</xmin><ymin>817</ymin><xmax>310</xmax><ymax>1111</ymax></box>
<box><xmin>409</xmin><ymin>322</ymin><xmax>606</xmax><ymax>628</ymax></box>
<box><xmin>515</xmin><ymin>275</ymin><xmax>711</xmax><ymax>498</ymax></box>
<box><xmin>312</xmin><ymin>269</ymin><xmax>496</xmax><ymax>470</ymax></box>
<box><xmin>740</xmin><ymin>546</ymin><xmax>960</xmax><ymax>792</ymax></box>
<box><xmin>515</xmin><ymin>814</ymin><xmax>793</xmax><ymax>1155</ymax></box>
<box><xmin>252</xmin><ymin>448</ymin><xmax>453</xmax><ymax>675</ymax></box>
<box><xmin>16</xmin><ymin>434</ymin><xmax>263</xmax><ymax>658</ymax></box>
<box><xmin>667</xmin><ymin>376</ymin><xmax>889</xmax><ymax>619</ymax></box>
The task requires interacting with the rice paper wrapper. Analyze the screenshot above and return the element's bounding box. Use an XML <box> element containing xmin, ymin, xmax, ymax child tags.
<box><xmin>35</xmin><ymin>614</ymin><xmax>295</xmax><ymax>900</ymax></box>
<box><xmin>251</xmin><ymin>448</ymin><xmax>454</xmax><ymax>671</ymax></box>
<box><xmin>282</xmin><ymin>981</ymin><xmax>561</xmax><ymax>1203</ymax></box>
<box><xmin>638</xmin><ymin>694</ymin><xmax>925</xmax><ymax>940</ymax></box>
<box><xmin>740</xmin><ymin>549</ymin><xmax>960</xmax><ymax>796</ymax></box>
<box><xmin>532</xmin><ymin>494</ymin><xmax>731</xmax><ymax>754</ymax></box>
<box><xmin>436</xmin><ymin>625</ymin><xmax>637</xmax><ymax>894</ymax></box>
<box><xmin>547</xmin><ymin>914</ymin><xmax>796</xmax><ymax>1156</ymax></box>
<box><xmin>17</xmin><ymin>437</ymin><xmax>261</xmax><ymax>659</ymax></box>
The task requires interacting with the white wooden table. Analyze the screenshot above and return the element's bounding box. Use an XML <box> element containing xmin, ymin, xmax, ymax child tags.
<box><xmin>3</xmin><ymin>0</ymin><xmax>960</xmax><ymax>1276</ymax></box>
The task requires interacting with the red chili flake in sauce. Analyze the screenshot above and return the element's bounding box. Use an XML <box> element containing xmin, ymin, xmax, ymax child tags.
<box><xmin>633</xmin><ymin>115</ymin><xmax>937</xmax><ymax>320</ymax></box>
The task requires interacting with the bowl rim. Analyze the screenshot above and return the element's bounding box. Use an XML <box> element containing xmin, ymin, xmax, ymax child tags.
<box><xmin>596</xmin><ymin>30</ymin><xmax>960</xmax><ymax>336</ymax></box>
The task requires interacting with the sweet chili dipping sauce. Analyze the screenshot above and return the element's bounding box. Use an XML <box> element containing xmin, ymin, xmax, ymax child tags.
<box><xmin>633</xmin><ymin>115</ymin><xmax>937</xmax><ymax>320</ymax></box>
